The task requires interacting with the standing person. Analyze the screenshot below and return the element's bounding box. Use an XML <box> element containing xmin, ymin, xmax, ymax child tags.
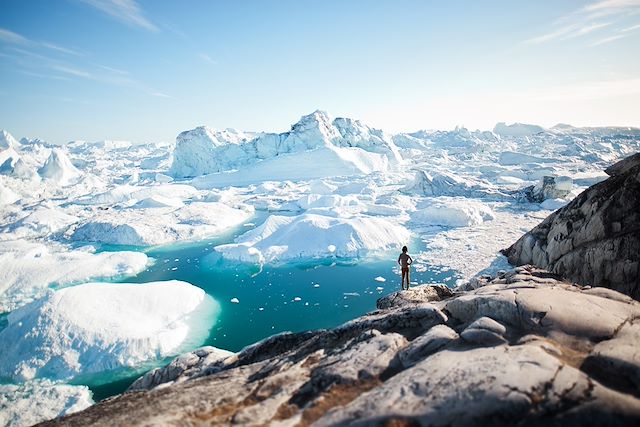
<box><xmin>398</xmin><ymin>246</ymin><xmax>413</xmax><ymax>290</ymax></box>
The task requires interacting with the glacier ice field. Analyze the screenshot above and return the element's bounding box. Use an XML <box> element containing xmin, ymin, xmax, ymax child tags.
<box><xmin>1</xmin><ymin>110</ymin><xmax>640</xmax><ymax>425</ymax></box>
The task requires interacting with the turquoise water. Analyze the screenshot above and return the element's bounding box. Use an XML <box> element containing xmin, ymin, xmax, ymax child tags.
<box><xmin>74</xmin><ymin>215</ymin><xmax>457</xmax><ymax>400</ymax></box>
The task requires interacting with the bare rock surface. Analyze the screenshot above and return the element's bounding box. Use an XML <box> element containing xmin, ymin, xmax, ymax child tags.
<box><xmin>40</xmin><ymin>267</ymin><xmax>640</xmax><ymax>426</ymax></box>
<box><xmin>503</xmin><ymin>154</ymin><xmax>640</xmax><ymax>299</ymax></box>
<box><xmin>376</xmin><ymin>283</ymin><xmax>453</xmax><ymax>309</ymax></box>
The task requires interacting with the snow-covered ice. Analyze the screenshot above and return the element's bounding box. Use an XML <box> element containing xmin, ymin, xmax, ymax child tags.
<box><xmin>214</xmin><ymin>213</ymin><xmax>410</xmax><ymax>265</ymax></box>
<box><xmin>0</xmin><ymin>240</ymin><xmax>149</xmax><ymax>312</ymax></box>
<box><xmin>1</xmin><ymin>113</ymin><xmax>639</xmax><ymax>423</ymax></box>
<box><xmin>0</xmin><ymin>380</ymin><xmax>93</xmax><ymax>427</ymax></box>
<box><xmin>72</xmin><ymin>202</ymin><xmax>254</xmax><ymax>246</ymax></box>
<box><xmin>411</xmin><ymin>197</ymin><xmax>495</xmax><ymax>227</ymax></box>
<box><xmin>0</xmin><ymin>280</ymin><xmax>219</xmax><ymax>381</ymax></box>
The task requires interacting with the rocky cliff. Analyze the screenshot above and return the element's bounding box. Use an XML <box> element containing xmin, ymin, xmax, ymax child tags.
<box><xmin>40</xmin><ymin>267</ymin><xmax>640</xmax><ymax>426</ymax></box>
<box><xmin>503</xmin><ymin>153</ymin><xmax>640</xmax><ymax>299</ymax></box>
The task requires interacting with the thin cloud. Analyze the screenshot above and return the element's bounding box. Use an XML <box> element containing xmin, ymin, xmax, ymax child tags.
<box><xmin>148</xmin><ymin>91</ymin><xmax>172</xmax><ymax>98</ymax></box>
<box><xmin>80</xmin><ymin>0</ymin><xmax>158</xmax><ymax>32</ymax></box>
<box><xmin>51</xmin><ymin>65</ymin><xmax>93</xmax><ymax>79</ymax></box>
<box><xmin>40</xmin><ymin>42</ymin><xmax>83</xmax><ymax>56</ymax></box>
<box><xmin>198</xmin><ymin>53</ymin><xmax>217</xmax><ymax>65</ymax></box>
<box><xmin>583</xmin><ymin>0</ymin><xmax>640</xmax><ymax>13</ymax></box>
<box><xmin>591</xmin><ymin>33</ymin><xmax>628</xmax><ymax>45</ymax></box>
<box><xmin>0</xmin><ymin>28</ymin><xmax>28</xmax><ymax>44</ymax></box>
<box><xmin>0</xmin><ymin>27</ymin><xmax>84</xmax><ymax>56</ymax></box>
<box><xmin>525</xmin><ymin>0</ymin><xmax>640</xmax><ymax>45</ymax></box>
<box><xmin>621</xmin><ymin>23</ymin><xmax>640</xmax><ymax>31</ymax></box>
<box><xmin>525</xmin><ymin>22</ymin><xmax>611</xmax><ymax>44</ymax></box>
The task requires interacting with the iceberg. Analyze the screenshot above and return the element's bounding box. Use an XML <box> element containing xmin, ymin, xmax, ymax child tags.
<box><xmin>71</xmin><ymin>202</ymin><xmax>254</xmax><ymax>246</ymax></box>
<box><xmin>493</xmin><ymin>122</ymin><xmax>545</xmax><ymax>137</ymax></box>
<box><xmin>171</xmin><ymin>111</ymin><xmax>401</xmax><ymax>180</ymax></box>
<box><xmin>37</xmin><ymin>149</ymin><xmax>82</xmax><ymax>186</ymax></box>
<box><xmin>214</xmin><ymin>212</ymin><xmax>410</xmax><ymax>264</ymax></box>
<box><xmin>0</xmin><ymin>280</ymin><xmax>219</xmax><ymax>381</ymax></box>
<box><xmin>411</xmin><ymin>197</ymin><xmax>495</xmax><ymax>227</ymax></box>
<box><xmin>0</xmin><ymin>241</ymin><xmax>149</xmax><ymax>313</ymax></box>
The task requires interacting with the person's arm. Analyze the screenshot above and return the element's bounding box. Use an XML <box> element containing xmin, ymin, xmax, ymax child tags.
<box><xmin>408</xmin><ymin>255</ymin><xmax>413</xmax><ymax>265</ymax></box>
<box><xmin>398</xmin><ymin>254</ymin><xmax>402</xmax><ymax>265</ymax></box>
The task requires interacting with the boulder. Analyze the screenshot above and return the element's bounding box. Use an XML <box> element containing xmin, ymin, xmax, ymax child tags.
<box><xmin>376</xmin><ymin>284</ymin><xmax>454</xmax><ymax>309</ymax></box>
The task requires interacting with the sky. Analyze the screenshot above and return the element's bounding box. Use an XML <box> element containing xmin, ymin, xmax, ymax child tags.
<box><xmin>1</xmin><ymin>0</ymin><xmax>639</xmax><ymax>144</ymax></box>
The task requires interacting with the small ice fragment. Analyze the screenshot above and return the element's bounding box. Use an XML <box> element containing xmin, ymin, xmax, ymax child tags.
<box><xmin>305</xmin><ymin>302</ymin><xmax>309</xmax><ymax>306</ymax></box>
<box><xmin>230</xmin><ymin>297</ymin><xmax>240</xmax><ymax>304</ymax></box>
<box><xmin>171</xmin><ymin>267</ymin><xmax>178</xmax><ymax>271</ymax></box>
<box><xmin>258</xmin><ymin>307</ymin><xmax>264</xmax><ymax>311</ymax></box>
<box><xmin>343</xmin><ymin>292</ymin><xmax>360</xmax><ymax>297</ymax></box>
<box><xmin>293</xmin><ymin>297</ymin><xmax>302</xmax><ymax>302</ymax></box>
<box><xmin>174</xmin><ymin>258</ymin><xmax>179</xmax><ymax>262</ymax></box>
<box><xmin>313</xmin><ymin>284</ymin><xmax>320</xmax><ymax>288</ymax></box>
<box><xmin>376</xmin><ymin>286</ymin><xmax>384</xmax><ymax>291</ymax></box>
<box><xmin>327</xmin><ymin>244</ymin><xmax>336</xmax><ymax>253</ymax></box>
<box><xmin>243</xmin><ymin>223</ymin><xmax>255</xmax><ymax>227</ymax></box>
<box><xmin>374</xmin><ymin>276</ymin><xmax>386</xmax><ymax>282</ymax></box>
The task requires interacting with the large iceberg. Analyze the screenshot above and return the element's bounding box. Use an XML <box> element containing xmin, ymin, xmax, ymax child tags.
<box><xmin>214</xmin><ymin>213</ymin><xmax>410</xmax><ymax>264</ymax></box>
<box><xmin>0</xmin><ymin>280</ymin><xmax>219</xmax><ymax>381</ymax></box>
<box><xmin>0</xmin><ymin>241</ymin><xmax>149</xmax><ymax>312</ymax></box>
<box><xmin>170</xmin><ymin>111</ymin><xmax>401</xmax><ymax>180</ymax></box>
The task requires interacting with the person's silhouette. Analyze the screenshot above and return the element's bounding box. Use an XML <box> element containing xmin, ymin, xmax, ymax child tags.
<box><xmin>398</xmin><ymin>246</ymin><xmax>413</xmax><ymax>290</ymax></box>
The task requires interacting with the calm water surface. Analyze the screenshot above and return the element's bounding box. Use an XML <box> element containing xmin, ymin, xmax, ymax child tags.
<box><xmin>81</xmin><ymin>214</ymin><xmax>456</xmax><ymax>400</ymax></box>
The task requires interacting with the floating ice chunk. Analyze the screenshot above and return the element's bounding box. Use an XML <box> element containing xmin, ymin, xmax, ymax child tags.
<box><xmin>376</xmin><ymin>286</ymin><xmax>384</xmax><ymax>291</ymax></box>
<box><xmin>4</xmin><ymin>206</ymin><xmax>78</xmax><ymax>238</ymax></box>
<box><xmin>0</xmin><ymin>185</ymin><xmax>20</xmax><ymax>205</ymax></box>
<box><xmin>154</xmin><ymin>173</ymin><xmax>173</xmax><ymax>183</ymax></box>
<box><xmin>37</xmin><ymin>149</ymin><xmax>82</xmax><ymax>186</ymax></box>
<box><xmin>327</xmin><ymin>244</ymin><xmax>336</xmax><ymax>253</ymax></box>
<box><xmin>0</xmin><ymin>280</ymin><xmax>219</xmax><ymax>381</ymax></box>
<box><xmin>0</xmin><ymin>241</ymin><xmax>149</xmax><ymax>313</ymax></box>
<box><xmin>498</xmin><ymin>151</ymin><xmax>556</xmax><ymax>166</ymax></box>
<box><xmin>493</xmin><ymin>122</ymin><xmax>544</xmax><ymax>137</ymax></box>
<box><xmin>293</xmin><ymin>297</ymin><xmax>302</xmax><ymax>302</ymax></box>
<box><xmin>540</xmin><ymin>198</ymin><xmax>569</xmax><ymax>210</ymax></box>
<box><xmin>133</xmin><ymin>195</ymin><xmax>184</xmax><ymax>209</ymax></box>
<box><xmin>374</xmin><ymin>276</ymin><xmax>386</xmax><ymax>282</ymax></box>
<box><xmin>0</xmin><ymin>380</ymin><xmax>93</xmax><ymax>427</ymax></box>
<box><xmin>343</xmin><ymin>292</ymin><xmax>360</xmax><ymax>297</ymax></box>
<box><xmin>230</xmin><ymin>297</ymin><xmax>240</xmax><ymax>304</ymax></box>
<box><xmin>258</xmin><ymin>307</ymin><xmax>264</xmax><ymax>311</ymax></box>
<box><xmin>0</xmin><ymin>130</ymin><xmax>19</xmax><ymax>150</ymax></box>
<box><xmin>71</xmin><ymin>202</ymin><xmax>253</xmax><ymax>246</ymax></box>
<box><xmin>412</xmin><ymin>197</ymin><xmax>495</xmax><ymax>227</ymax></box>
<box><xmin>314</xmin><ymin>284</ymin><xmax>320</xmax><ymax>288</ymax></box>
<box><xmin>215</xmin><ymin>213</ymin><xmax>410</xmax><ymax>265</ymax></box>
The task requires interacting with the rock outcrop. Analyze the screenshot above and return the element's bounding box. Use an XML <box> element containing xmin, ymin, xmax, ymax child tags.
<box><xmin>40</xmin><ymin>267</ymin><xmax>640</xmax><ymax>426</ymax></box>
<box><xmin>503</xmin><ymin>154</ymin><xmax>640</xmax><ymax>299</ymax></box>
<box><xmin>515</xmin><ymin>175</ymin><xmax>573</xmax><ymax>203</ymax></box>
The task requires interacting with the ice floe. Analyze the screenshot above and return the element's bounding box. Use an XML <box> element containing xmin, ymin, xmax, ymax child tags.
<box><xmin>0</xmin><ymin>241</ymin><xmax>149</xmax><ymax>312</ymax></box>
<box><xmin>214</xmin><ymin>213</ymin><xmax>410</xmax><ymax>265</ymax></box>
<box><xmin>0</xmin><ymin>280</ymin><xmax>219</xmax><ymax>381</ymax></box>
